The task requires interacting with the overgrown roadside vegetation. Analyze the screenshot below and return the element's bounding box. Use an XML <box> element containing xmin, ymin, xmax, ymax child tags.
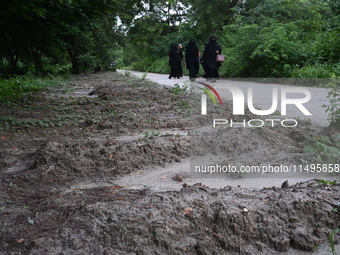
<box><xmin>0</xmin><ymin>74</ymin><xmax>68</xmax><ymax>104</ymax></box>
<box><xmin>0</xmin><ymin>71</ymin><xmax>340</xmax><ymax>254</ymax></box>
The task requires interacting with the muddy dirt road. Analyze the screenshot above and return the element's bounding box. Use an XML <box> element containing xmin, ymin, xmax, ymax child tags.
<box><xmin>120</xmin><ymin>70</ymin><xmax>331</xmax><ymax>126</ymax></box>
<box><xmin>0</xmin><ymin>71</ymin><xmax>339</xmax><ymax>254</ymax></box>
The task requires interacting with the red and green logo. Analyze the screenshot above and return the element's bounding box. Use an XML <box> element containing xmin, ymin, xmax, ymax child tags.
<box><xmin>197</xmin><ymin>82</ymin><xmax>223</xmax><ymax>106</ymax></box>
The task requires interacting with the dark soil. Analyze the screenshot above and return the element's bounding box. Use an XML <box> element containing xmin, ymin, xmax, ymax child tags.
<box><xmin>0</xmin><ymin>71</ymin><xmax>339</xmax><ymax>255</ymax></box>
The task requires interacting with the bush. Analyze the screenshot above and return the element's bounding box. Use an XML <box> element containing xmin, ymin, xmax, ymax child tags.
<box><xmin>290</xmin><ymin>63</ymin><xmax>340</xmax><ymax>78</ymax></box>
<box><xmin>0</xmin><ymin>58</ymin><xmax>27</xmax><ymax>78</ymax></box>
<box><xmin>41</xmin><ymin>57</ymin><xmax>72</xmax><ymax>75</ymax></box>
<box><xmin>129</xmin><ymin>57</ymin><xmax>154</xmax><ymax>72</ymax></box>
<box><xmin>148</xmin><ymin>58</ymin><xmax>170</xmax><ymax>74</ymax></box>
<box><xmin>323</xmin><ymin>86</ymin><xmax>340</xmax><ymax>126</ymax></box>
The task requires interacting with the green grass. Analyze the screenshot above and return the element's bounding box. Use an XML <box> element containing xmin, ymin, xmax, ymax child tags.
<box><xmin>0</xmin><ymin>74</ymin><xmax>67</xmax><ymax>104</ymax></box>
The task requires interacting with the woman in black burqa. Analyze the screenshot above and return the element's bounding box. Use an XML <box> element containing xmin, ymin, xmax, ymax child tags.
<box><xmin>178</xmin><ymin>44</ymin><xmax>184</xmax><ymax>78</ymax></box>
<box><xmin>168</xmin><ymin>43</ymin><xmax>181</xmax><ymax>79</ymax></box>
<box><xmin>185</xmin><ymin>38</ymin><xmax>200</xmax><ymax>81</ymax></box>
<box><xmin>200</xmin><ymin>35</ymin><xmax>222</xmax><ymax>82</ymax></box>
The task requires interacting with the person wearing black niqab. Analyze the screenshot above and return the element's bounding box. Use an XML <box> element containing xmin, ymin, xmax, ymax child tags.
<box><xmin>168</xmin><ymin>43</ymin><xmax>181</xmax><ymax>79</ymax></box>
<box><xmin>200</xmin><ymin>35</ymin><xmax>222</xmax><ymax>82</ymax></box>
<box><xmin>178</xmin><ymin>44</ymin><xmax>184</xmax><ymax>78</ymax></box>
<box><xmin>185</xmin><ymin>38</ymin><xmax>200</xmax><ymax>81</ymax></box>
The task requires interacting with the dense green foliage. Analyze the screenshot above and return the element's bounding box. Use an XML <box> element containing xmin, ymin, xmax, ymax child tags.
<box><xmin>127</xmin><ymin>0</ymin><xmax>340</xmax><ymax>78</ymax></box>
<box><xmin>1</xmin><ymin>0</ymin><xmax>340</xmax><ymax>78</ymax></box>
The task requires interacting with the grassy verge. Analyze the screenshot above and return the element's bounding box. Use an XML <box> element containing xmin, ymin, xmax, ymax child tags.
<box><xmin>0</xmin><ymin>74</ymin><xmax>67</xmax><ymax>104</ymax></box>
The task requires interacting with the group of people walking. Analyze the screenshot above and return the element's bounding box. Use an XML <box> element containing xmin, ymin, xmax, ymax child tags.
<box><xmin>169</xmin><ymin>36</ymin><xmax>222</xmax><ymax>82</ymax></box>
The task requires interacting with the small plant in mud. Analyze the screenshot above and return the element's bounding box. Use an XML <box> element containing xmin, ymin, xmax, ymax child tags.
<box><xmin>316</xmin><ymin>179</ymin><xmax>337</xmax><ymax>186</ymax></box>
<box><xmin>170</xmin><ymin>82</ymin><xmax>191</xmax><ymax>114</ymax></box>
<box><xmin>303</xmin><ymin>136</ymin><xmax>340</xmax><ymax>164</ymax></box>
<box><xmin>328</xmin><ymin>229</ymin><xmax>340</xmax><ymax>255</ymax></box>
<box><xmin>0</xmin><ymin>116</ymin><xmax>54</xmax><ymax>131</ymax></box>
<box><xmin>175</xmin><ymin>99</ymin><xmax>190</xmax><ymax>110</ymax></box>
<box><xmin>323</xmin><ymin>86</ymin><xmax>340</xmax><ymax>126</ymax></box>
<box><xmin>143</xmin><ymin>130</ymin><xmax>160</xmax><ymax>139</ymax></box>
<box><xmin>171</xmin><ymin>83</ymin><xmax>188</xmax><ymax>95</ymax></box>
<box><xmin>294</xmin><ymin>116</ymin><xmax>312</xmax><ymax>126</ymax></box>
<box><xmin>141</xmin><ymin>72</ymin><xmax>148</xmax><ymax>80</ymax></box>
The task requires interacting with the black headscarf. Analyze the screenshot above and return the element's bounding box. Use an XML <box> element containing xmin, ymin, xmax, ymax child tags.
<box><xmin>187</xmin><ymin>39</ymin><xmax>198</xmax><ymax>54</ymax></box>
<box><xmin>208</xmin><ymin>35</ymin><xmax>218</xmax><ymax>46</ymax></box>
<box><xmin>170</xmin><ymin>43</ymin><xmax>177</xmax><ymax>55</ymax></box>
<box><xmin>185</xmin><ymin>38</ymin><xmax>199</xmax><ymax>66</ymax></box>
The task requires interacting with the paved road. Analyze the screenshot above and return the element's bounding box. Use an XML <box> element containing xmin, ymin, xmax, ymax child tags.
<box><xmin>116</xmin><ymin>70</ymin><xmax>337</xmax><ymax>190</ymax></box>
<box><xmin>118</xmin><ymin>70</ymin><xmax>331</xmax><ymax>127</ymax></box>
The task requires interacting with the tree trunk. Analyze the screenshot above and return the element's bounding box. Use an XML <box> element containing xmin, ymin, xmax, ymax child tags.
<box><xmin>67</xmin><ymin>47</ymin><xmax>80</xmax><ymax>74</ymax></box>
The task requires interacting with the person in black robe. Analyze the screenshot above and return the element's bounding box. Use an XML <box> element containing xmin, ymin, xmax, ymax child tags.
<box><xmin>185</xmin><ymin>38</ymin><xmax>200</xmax><ymax>81</ymax></box>
<box><xmin>178</xmin><ymin>44</ymin><xmax>184</xmax><ymax>78</ymax></box>
<box><xmin>200</xmin><ymin>35</ymin><xmax>222</xmax><ymax>82</ymax></box>
<box><xmin>168</xmin><ymin>43</ymin><xmax>181</xmax><ymax>79</ymax></box>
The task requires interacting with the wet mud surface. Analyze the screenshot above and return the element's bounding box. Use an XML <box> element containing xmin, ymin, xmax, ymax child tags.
<box><xmin>0</xmin><ymin>71</ymin><xmax>339</xmax><ymax>254</ymax></box>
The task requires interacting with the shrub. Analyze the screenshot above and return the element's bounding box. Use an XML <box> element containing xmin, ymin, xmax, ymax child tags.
<box><xmin>148</xmin><ymin>58</ymin><xmax>169</xmax><ymax>74</ymax></box>
<box><xmin>291</xmin><ymin>63</ymin><xmax>334</xmax><ymax>78</ymax></box>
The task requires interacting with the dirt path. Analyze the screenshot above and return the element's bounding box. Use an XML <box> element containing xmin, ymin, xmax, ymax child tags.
<box><xmin>0</xmin><ymin>71</ymin><xmax>339</xmax><ymax>255</ymax></box>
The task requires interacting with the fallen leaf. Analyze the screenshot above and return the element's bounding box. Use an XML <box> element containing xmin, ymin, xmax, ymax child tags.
<box><xmin>159</xmin><ymin>176</ymin><xmax>166</xmax><ymax>179</ymax></box>
<box><xmin>183</xmin><ymin>207</ymin><xmax>193</xmax><ymax>217</ymax></box>
<box><xmin>17</xmin><ymin>239</ymin><xmax>24</xmax><ymax>243</ymax></box>
<box><xmin>1</xmin><ymin>136</ymin><xmax>8</xmax><ymax>139</ymax></box>
<box><xmin>137</xmin><ymin>172</ymin><xmax>144</xmax><ymax>174</ymax></box>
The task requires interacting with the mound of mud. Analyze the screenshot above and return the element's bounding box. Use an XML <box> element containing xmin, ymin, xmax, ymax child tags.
<box><xmin>2</xmin><ymin>183</ymin><xmax>339</xmax><ymax>255</ymax></box>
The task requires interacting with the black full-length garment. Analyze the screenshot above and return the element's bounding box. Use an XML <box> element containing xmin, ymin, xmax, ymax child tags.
<box><xmin>200</xmin><ymin>36</ymin><xmax>222</xmax><ymax>79</ymax></box>
<box><xmin>169</xmin><ymin>44</ymin><xmax>181</xmax><ymax>79</ymax></box>
<box><xmin>185</xmin><ymin>39</ymin><xmax>200</xmax><ymax>79</ymax></box>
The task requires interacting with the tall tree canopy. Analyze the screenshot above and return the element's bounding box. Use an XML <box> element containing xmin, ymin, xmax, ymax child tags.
<box><xmin>0</xmin><ymin>0</ymin><xmax>136</xmax><ymax>75</ymax></box>
<box><xmin>1</xmin><ymin>0</ymin><xmax>340</xmax><ymax>77</ymax></box>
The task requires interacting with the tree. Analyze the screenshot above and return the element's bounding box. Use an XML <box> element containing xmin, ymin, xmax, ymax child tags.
<box><xmin>218</xmin><ymin>0</ymin><xmax>334</xmax><ymax>77</ymax></box>
<box><xmin>182</xmin><ymin>0</ymin><xmax>239</xmax><ymax>35</ymax></box>
<box><xmin>0</xmin><ymin>0</ymin><xmax>136</xmax><ymax>75</ymax></box>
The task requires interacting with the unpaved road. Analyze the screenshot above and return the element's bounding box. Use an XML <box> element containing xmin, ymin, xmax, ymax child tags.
<box><xmin>1</xmin><ymin>71</ymin><xmax>339</xmax><ymax>255</ymax></box>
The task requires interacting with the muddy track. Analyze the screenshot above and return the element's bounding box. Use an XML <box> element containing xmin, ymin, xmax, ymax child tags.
<box><xmin>0</xmin><ymin>71</ymin><xmax>339</xmax><ymax>254</ymax></box>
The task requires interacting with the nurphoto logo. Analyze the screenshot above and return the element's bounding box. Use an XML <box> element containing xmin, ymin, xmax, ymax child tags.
<box><xmin>199</xmin><ymin>82</ymin><xmax>312</xmax><ymax>128</ymax></box>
